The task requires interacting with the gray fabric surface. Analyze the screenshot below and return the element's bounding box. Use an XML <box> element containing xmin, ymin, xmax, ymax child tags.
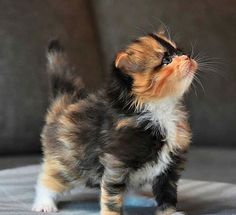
<box><xmin>0</xmin><ymin>165</ymin><xmax>236</xmax><ymax>215</ymax></box>
<box><xmin>0</xmin><ymin>0</ymin><xmax>103</xmax><ymax>155</ymax></box>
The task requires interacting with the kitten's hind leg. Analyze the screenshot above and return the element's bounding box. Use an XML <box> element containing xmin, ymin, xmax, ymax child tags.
<box><xmin>32</xmin><ymin>164</ymin><xmax>71</xmax><ymax>212</ymax></box>
<box><xmin>100</xmin><ymin>154</ymin><xmax>129</xmax><ymax>215</ymax></box>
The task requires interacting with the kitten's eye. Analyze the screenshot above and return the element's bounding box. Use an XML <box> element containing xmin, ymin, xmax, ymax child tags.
<box><xmin>162</xmin><ymin>55</ymin><xmax>172</xmax><ymax>65</ymax></box>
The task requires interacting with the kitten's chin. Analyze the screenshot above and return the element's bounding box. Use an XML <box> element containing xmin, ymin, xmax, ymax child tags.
<box><xmin>182</xmin><ymin>59</ymin><xmax>197</xmax><ymax>79</ymax></box>
<box><xmin>176</xmin><ymin>61</ymin><xmax>197</xmax><ymax>98</ymax></box>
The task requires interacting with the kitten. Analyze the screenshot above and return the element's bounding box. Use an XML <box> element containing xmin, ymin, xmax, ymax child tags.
<box><xmin>32</xmin><ymin>32</ymin><xmax>197</xmax><ymax>215</ymax></box>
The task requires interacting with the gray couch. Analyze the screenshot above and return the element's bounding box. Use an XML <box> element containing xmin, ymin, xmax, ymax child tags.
<box><xmin>0</xmin><ymin>1</ymin><xmax>236</xmax><ymax>214</ymax></box>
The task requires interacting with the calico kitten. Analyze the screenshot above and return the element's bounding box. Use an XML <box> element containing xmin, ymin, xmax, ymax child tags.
<box><xmin>32</xmin><ymin>32</ymin><xmax>197</xmax><ymax>215</ymax></box>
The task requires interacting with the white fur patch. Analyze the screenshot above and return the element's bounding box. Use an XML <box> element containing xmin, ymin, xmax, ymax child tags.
<box><xmin>130</xmin><ymin>98</ymin><xmax>181</xmax><ymax>188</ymax></box>
<box><xmin>129</xmin><ymin>149</ymin><xmax>172</xmax><ymax>189</ymax></box>
<box><xmin>32</xmin><ymin>180</ymin><xmax>58</xmax><ymax>212</ymax></box>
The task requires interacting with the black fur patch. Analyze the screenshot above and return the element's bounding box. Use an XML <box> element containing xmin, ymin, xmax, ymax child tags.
<box><xmin>48</xmin><ymin>39</ymin><xmax>64</xmax><ymax>53</ymax></box>
<box><xmin>106</xmin><ymin>64</ymin><xmax>135</xmax><ymax>114</ymax></box>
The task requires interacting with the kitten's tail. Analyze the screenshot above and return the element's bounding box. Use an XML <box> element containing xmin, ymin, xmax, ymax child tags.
<box><xmin>46</xmin><ymin>40</ymin><xmax>86</xmax><ymax>99</ymax></box>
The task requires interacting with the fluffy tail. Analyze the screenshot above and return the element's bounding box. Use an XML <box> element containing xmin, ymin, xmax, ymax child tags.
<box><xmin>47</xmin><ymin>40</ymin><xmax>86</xmax><ymax>99</ymax></box>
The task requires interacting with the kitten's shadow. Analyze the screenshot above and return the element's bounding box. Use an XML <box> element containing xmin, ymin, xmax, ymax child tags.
<box><xmin>58</xmin><ymin>189</ymin><xmax>236</xmax><ymax>215</ymax></box>
<box><xmin>58</xmin><ymin>190</ymin><xmax>156</xmax><ymax>214</ymax></box>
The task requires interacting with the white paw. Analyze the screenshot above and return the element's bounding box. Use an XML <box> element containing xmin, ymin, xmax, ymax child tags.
<box><xmin>172</xmin><ymin>212</ymin><xmax>185</xmax><ymax>215</ymax></box>
<box><xmin>156</xmin><ymin>209</ymin><xmax>186</xmax><ymax>215</ymax></box>
<box><xmin>32</xmin><ymin>200</ymin><xmax>58</xmax><ymax>213</ymax></box>
<box><xmin>32</xmin><ymin>180</ymin><xmax>59</xmax><ymax>212</ymax></box>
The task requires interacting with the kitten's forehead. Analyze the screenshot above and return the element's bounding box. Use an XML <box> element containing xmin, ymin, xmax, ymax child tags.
<box><xmin>148</xmin><ymin>33</ymin><xmax>177</xmax><ymax>55</ymax></box>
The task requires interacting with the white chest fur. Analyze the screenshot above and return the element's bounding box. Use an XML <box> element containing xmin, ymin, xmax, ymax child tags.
<box><xmin>129</xmin><ymin>98</ymin><xmax>180</xmax><ymax>189</ymax></box>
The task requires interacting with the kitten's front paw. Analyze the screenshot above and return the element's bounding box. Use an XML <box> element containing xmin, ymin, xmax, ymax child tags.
<box><xmin>32</xmin><ymin>200</ymin><xmax>58</xmax><ymax>213</ymax></box>
<box><xmin>172</xmin><ymin>212</ymin><xmax>185</xmax><ymax>215</ymax></box>
<box><xmin>156</xmin><ymin>208</ymin><xmax>185</xmax><ymax>215</ymax></box>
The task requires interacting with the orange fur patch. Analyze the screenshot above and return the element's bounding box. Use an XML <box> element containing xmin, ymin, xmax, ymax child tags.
<box><xmin>100</xmin><ymin>186</ymin><xmax>123</xmax><ymax>215</ymax></box>
<box><xmin>176</xmin><ymin>120</ymin><xmax>191</xmax><ymax>151</ymax></box>
<box><xmin>46</xmin><ymin>94</ymin><xmax>72</xmax><ymax>124</ymax></box>
<box><xmin>115</xmin><ymin>117</ymin><xmax>135</xmax><ymax>130</ymax></box>
<box><xmin>40</xmin><ymin>159</ymin><xmax>71</xmax><ymax>192</ymax></box>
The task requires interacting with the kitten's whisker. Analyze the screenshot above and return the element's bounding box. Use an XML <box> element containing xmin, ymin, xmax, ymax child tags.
<box><xmin>133</xmin><ymin>26</ymin><xmax>148</xmax><ymax>36</ymax></box>
<box><xmin>196</xmin><ymin>59</ymin><xmax>224</xmax><ymax>65</ymax></box>
<box><xmin>198</xmin><ymin>62</ymin><xmax>223</xmax><ymax>68</ymax></box>
<box><xmin>193</xmin><ymin>48</ymin><xmax>224</xmax><ymax>62</ymax></box>
<box><xmin>193</xmin><ymin>51</ymin><xmax>201</xmax><ymax>60</ymax></box>
<box><xmin>197</xmin><ymin>68</ymin><xmax>226</xmax><ymax>79</ymax></box>
<box><xmin>198</xmin><ymin>57</ymin><xmax>224</xmax><ymax>61</ymax></box>
<box><xmin>190</xmin><ymin>81</ymin><xmax>198</xmax><ymax>97</ymax></box>
<box><xmin>198</xmin><ymin>62</ymin><xmax>224</xmax><ymax>70</ymax></box>
<box><xmin>172</xmin><ymin>32</ymin><xmax>183</xmax><ymax>42</ymax></box>
<box><xmin>193</xmin><ymin>75</ymin><xmax>205</xmax><ymax>94</ymax></box>
<box><xmin>198</xmin><ymin>65</ymin><xmax>222</xmax><ymax>71</ymax></box>
<box><xmin>146</xmin><ymin>18</ymin><xmax>156</xmax><ymax>34</ymax></box>
<box><xmin>151</xmin><ymin>16</ymin><xmax>171</xmax><ymax>40</ymax></box>
<box><xmin>190</xmin><ymin>40</ymin><xmax>197</xmax><ymax>59</ymax></box>
<box><xmin>190</xmin><ymin>42</ymin><xmax>194</xmax><ymax>59</ymax></box>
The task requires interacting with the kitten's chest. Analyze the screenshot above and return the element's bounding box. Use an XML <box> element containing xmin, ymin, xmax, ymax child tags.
<box><xmin>129</xmin><ymin>159</ymin><xmax>169</xmax><ymax>189</ymax></box>
<box><xmin>138</xmin><ymin>99</ymin><xmax>179</xmax><ymax>147</ymax></box>
<box><xmin>129</xmin><ymin>132</ymin><xmax>176</xmax><ymax>189</ymax></box>
<box><xmin>129</xmin><ymin>100</ymin><xmax>179</xmax><ymax>188</ymax></box>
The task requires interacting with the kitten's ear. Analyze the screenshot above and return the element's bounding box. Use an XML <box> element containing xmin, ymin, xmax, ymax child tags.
<box><xmin>115</xmin><ymin>52</ymin><xmax>128</xmax><ymax>68</ymax></box>
<box><xmin>115</xmin><ymin>52</ymin><xmax>133</xmax><ymax>71</ymax></box>
<box><xmin>115</xmin><ymin>52</ymin><xmax>138</xmax><ymax>72</ymax></box>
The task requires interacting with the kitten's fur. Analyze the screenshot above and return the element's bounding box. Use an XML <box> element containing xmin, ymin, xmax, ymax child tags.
<box><xmin>32</xmin><ymin>33</ymin><xmax>197</xmax><ymax>215</ymax></box>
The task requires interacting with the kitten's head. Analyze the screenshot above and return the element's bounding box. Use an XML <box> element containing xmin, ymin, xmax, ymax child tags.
<box><xmin>114</xmin><ymin>32</ymin><xmax>197</xmax><ymax>108</ymax></box>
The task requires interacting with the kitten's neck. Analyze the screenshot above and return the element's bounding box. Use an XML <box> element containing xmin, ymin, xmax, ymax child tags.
<box><xmin>144</xmin><ymin>97</ymin><xmax>178</xmax><ymax>113</ymax></box>
<box><xmin>136</xmin><ymin>98</ymin><xmax>180</xmax><ymax>138</ymax></box>
<box><xmin>106</xmin><ymin>64</ymin><xmax>137</xmax><ymax>115</ymax></box>
<box><xmin>106</xmin><ymin>64</ymin><xmax>181</xmax><ymax>117</ymax></box>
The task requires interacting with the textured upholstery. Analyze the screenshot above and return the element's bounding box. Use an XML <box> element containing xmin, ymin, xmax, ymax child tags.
<box><xmin>0</xmin><ymin>0</ymin><xmax>103</xmax><ymax>155</ymax></box>
<box><xmin>0</xmin><ymin>1</ymin><xmax>235</xmax><ymax>153</ymax></box>
<box><xmin>91</xmin><ymin>0</ymin><xmax>236</xmax><ymax>148</ymax></box>
<box><xmin>0</xmin><ymin>165</ymin><xmax>236</xmax><ymax>215</ymax></box>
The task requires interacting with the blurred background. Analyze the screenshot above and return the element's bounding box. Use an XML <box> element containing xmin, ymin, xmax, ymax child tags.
<box><xmin>0</xmin><ymin>0</ymin><xmax>235</xmax><ymax>183</ymax></box>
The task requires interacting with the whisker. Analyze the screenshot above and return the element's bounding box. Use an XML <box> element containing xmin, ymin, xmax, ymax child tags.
<box><xmin>189</xmin><ymin>40</ymin><xmax>198</xmax><ymax>59</ymax></box>
<box><xmin>146</xmin><ymin>18</ymin><xmax>156</xmax><ymax>34</ymax></box>
<box><xmin>193</xmin><ymin>75</ymin><xmax>205</xmax><ymax>94</ymax></box>
<box><xmin>151</xmin><ymin>16</ymin><xmax>171</xmax><ymax>40</ymax></box>
<box><xmin>193</xmin><ymin>49</ymin><xmax>226</xmax><ymax>80</ymax></box>
<box><xmin>190</xmin><ymin>81</ymin><xmax>198</xmax><ymax>97</ymax></box>
<box><xmin>133</xmin><ymin>26</ymin><xmax>148</xmax><ymax>36</ymax></box>
<box><xmin>172</xmin><ymin>32</ymin><xmax>183</xmax><ymax>42</ymax></box>
<box><xmin>190</xmin><ymin>42</ymin><xmax>194</xmax><ymax>59</ymax></box>
<box><xmin>197</xmin><ymin>63</ymin><xmax>224</xmax><ymax>68</ymax></box>
<box><xmin>197</xmin><ymin>68</ymin><xmax>226</xmax><ymax>79</ymax></box>
<box><xmin>196</xmin><ymin>58</ymin><xmax>225</xmax><ymax>64</ymax></box>
<box><xmin>198</xmin><ymin>65</ymin><xmax>222</xmax><ymax>71</ymax></box>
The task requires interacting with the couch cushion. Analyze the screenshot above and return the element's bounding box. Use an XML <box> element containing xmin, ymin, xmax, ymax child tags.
<box><xmin>91</xmin><ymin>0</ymin><xmax>236</xmax><ymax>148</ymax></box>
<box><xmin>0</xmin><ymin>0</ymin><xmax>103</xmax><ymax>155</ymax></box>
<box><xmin>0</xmin><ymin>165</ymin><xmax>236</xmax><ymax>215</ymax></box>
